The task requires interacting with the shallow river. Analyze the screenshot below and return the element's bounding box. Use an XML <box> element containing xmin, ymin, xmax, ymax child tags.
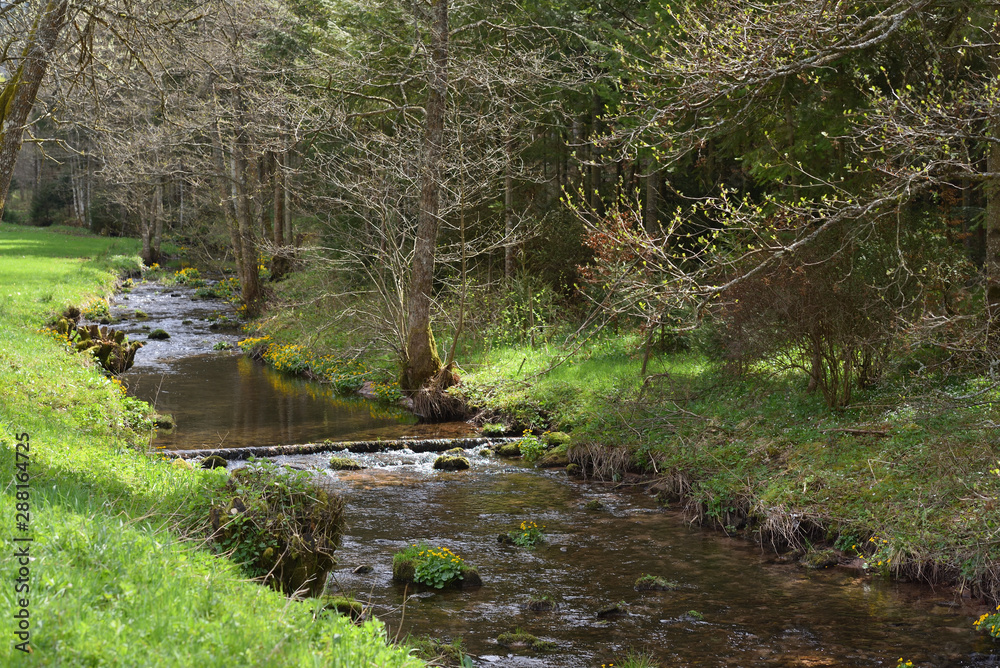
<box><xmin>111</xmin><ymin>280</ymin><xmax>999</xmax><ymax>667</ymax></box>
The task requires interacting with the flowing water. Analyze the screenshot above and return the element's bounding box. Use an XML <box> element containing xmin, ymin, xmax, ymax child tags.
<box><xmin>112</xmin><ymin>280</ymin><xmax>1000</xmax><ymax>667</ymax></box>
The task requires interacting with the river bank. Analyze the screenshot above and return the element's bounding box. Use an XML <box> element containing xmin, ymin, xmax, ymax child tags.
<box><xmin>0</xmin><ymin>225</ymin><xmax>422</xmax><ymax>666</ymax></box>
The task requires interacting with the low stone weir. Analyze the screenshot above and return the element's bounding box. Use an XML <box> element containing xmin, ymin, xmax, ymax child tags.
<box><xmin>163</xmin><ymin>436</ymin><xmax>520</xmax><ymax>460</ymax></box>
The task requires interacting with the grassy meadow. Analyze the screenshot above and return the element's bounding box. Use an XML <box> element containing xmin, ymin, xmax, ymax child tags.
<box><xmin>0</xmin><ymin>225</ymin><xmax>423</xmax><ymax>667</ymax></box>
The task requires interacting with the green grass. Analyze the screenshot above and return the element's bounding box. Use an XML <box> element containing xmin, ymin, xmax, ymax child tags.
<box><xmin>0</xmin><ymin>225</ymin><xmax>422</xmax><ymax>666</ymax></box>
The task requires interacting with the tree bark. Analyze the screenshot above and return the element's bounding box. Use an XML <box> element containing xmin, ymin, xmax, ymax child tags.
<box><xmin>402</xmin><ymin>0</ymin><xmax>448</xmax><ymax>392</ymax></box>
<box><xmin>504</xmin><ymin>133</ymin><xmax>515</xmax><ymax>281</ymax></box>
<box><xmin>0</xmin><ymin>1</ymin><xmax>68</xmax><ymax>218</ymax></box>
<box><xmin>644</xmin><ymin>157</ymin><xmax>659</xmax><ymax>234</ymax></box>
<box><xmin>986</xmin><ymin>125</ymin><xmax>1000</xmax><ymax>345</ymax></box>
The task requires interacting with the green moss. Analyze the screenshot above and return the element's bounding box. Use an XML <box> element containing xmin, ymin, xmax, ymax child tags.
<box><xmin>147</xmin><ymin>328</ymin><xmax>171</xmax><ymax>340</ymax></box>
<box><xmin>496</xmin><ymin>629</ymin><xmax>555</xmax><ymax>652</ymax></box>
<box><xmin>542</xmin><ymin>431</ymin><xmax>571</xmax><ymax>447</ymax></box>
<box><xmin>329</xmin><ymin>456</ymin><xmax>363</xmax><ymax>471</ymax></box>
<box><xmin>495</xmin><ymin>443</ymin><xmax>521</xmax><ymax>458</ymax></box>
<box><xmin>403</xmin><ymin>635</ymin><xmax>468</xmax><ymax>666</ymax></box>
<box><xmin>200</xmin><ymin>455</ymin><xmax>228</xmax><ymax>470</ymax></box>
<box><xmin>433</xmin><ymin>455</ymin><xmax>470</xmax><ymax>471</ymax></box>
<box><xmin>634</xmin><ymin>574</ymin><xmax>678</xmax><ymax>591</ymax></box>
<box><xmin>799</xmin><ymin>549</ymin><xmax>839</xmax><ymax>570</ymax></box>
<box><xmin>481</xmin><ymin>423</ymin><xmax>507</xmax><ymax>436</ymax></box>
<box><xmin>317</xmin><ymin>595</ymin><xmax>365</xmax><ymax>621</ymax></box>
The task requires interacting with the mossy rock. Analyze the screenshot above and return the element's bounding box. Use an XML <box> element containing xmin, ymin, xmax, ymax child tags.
<box><xmin>635</xmin><ymin>574</ymin><xmax>678</xmax><ymax>591</ymax></box>
<box><xmin>317</xmin><ymin>595</ymin><xmax>365</xmax><ymax>621</ymax></box>
<box><xmin>153</xmin><ymin>413</ymin><xmax>175</xmax><ymax>430</ymax></box>
<box><xmin>433</xmin><ymin>455</ymin><xmax>470</xmax><ymax>471</ymax></box>
<box><xmin>583</xmin><ymin>499</ymin><xmax>604</xmax><ymax>511</ymax></box>
<box><xmin>495</xmin><ymin>443</ymin><xmax>522</xmax><ymax>458</ymax></box>
<box><xmin>542</xmin><ymin>431</ymin><xmax>571</xmax><ymax>448</ymax></box>
<box><xmin>405</xmin><ymin>636</ymin><xmax>468</xmax><ymax>665</ymax></box>
<box><xmin>134</xmin><ymin>310</ymin><xmax>149</xmax><ymax>319</ymax></box>
<box><xmin>392</xmin><ymin>555</ymin><xmax>417</xmax><ymax>583</ymax></box>
<box><xmin>496</xmin><ymin>630</ymin><xmax>555</xmax><ymax>652</ymax></box>
<box><xmin>460</xmin><ymin>565</ymin><xmax>482</xmax><ymax>587</ymax></box>
<box><xmin>523</xmin><ymin>596</ymin><xmax>559</xmax><ymax>611</ymax></box>
<box><xmin>536</xmin><ymin>444</ymin><xmax>570</xmax><ymax>468</ymax></box>
<box><xmin>481</xmin><ymin>423</ymin><xmax>507</xmax><ymax>437</ymax></box>
<box><xmin>799</xmin><ymin>549</ymin><xmax>839</xmax><ymax>570</ymax></box>
<box><xmin>329</xmin><ymin>456</ymin><xmax>363</xmax><ymax>471</ymax></box>
<box><xmin>148</xmin><ymin>328</ymin><xmax>171</xmax><ymax>340</ymax></box>
<box><xmin>171</xmin><ymin>458</ymin><xmax>193</xmax><ymax>470</ymax></box>
<box><xmin>200</xmin><ymin>455</ymin><xmax>228</xmax><ymax>470</ymax></box>
<box><xmin>444</xmin><ymin>447</ymin><xmax>465</xmax><ymax>455</ymax></box>
<box><xmin>596</xmin><ymin>601</ymin><xmax>628</xmax><ymax>618</ymax></box>
<box><xmin>566</xmin><ymin>463</ymin><xmax>582</xmax><ymax>476</ymax></box>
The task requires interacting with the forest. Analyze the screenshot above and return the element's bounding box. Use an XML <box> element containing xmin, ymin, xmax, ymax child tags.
<box><xmin>5</xmin><ymin>0</ymin><xmax>1000</xmax><ymax>665</ymax></box>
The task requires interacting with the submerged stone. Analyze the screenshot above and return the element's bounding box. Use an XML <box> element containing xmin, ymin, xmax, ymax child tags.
<box><xmin>596</xmin><ymin>601</ymin><xmax>628</xmax><ymax>618</ymax></box>
<box><xmin>635</xmin><ymin>574</ymin><xmax>678</xmax><ymax>591</ymax></box>
<box><xmin>496</xmin><ymin>630</ymin><xmax>555</xmax><ymax>652</ymax></box>
<box><xmin>523</xmin><ymin>596</ymin><xmax>559</xmax><ymax>611</ymax></box>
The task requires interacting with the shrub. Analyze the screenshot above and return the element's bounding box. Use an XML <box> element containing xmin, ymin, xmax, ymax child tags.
<box><xmin>517</xmin><ymin>431</ymin><xmax>545</xmax><ymax>462</ymax></box>
<box><xmin>209</xmin><ymin>458</ymin><xmax>345</xmax><ymax>596</ymax></box>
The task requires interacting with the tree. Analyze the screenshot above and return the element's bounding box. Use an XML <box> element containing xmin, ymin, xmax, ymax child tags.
<box><xmin>0</xmin><ymin>0</ymin><xmax>69</xmax><ymax>217</ymax></box>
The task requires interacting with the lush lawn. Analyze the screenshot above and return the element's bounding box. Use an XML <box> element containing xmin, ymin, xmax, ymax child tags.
<box><xmin>0</xmin><ymin>225</ymin><xmax>422</xmax><ymax>667</ymax></box>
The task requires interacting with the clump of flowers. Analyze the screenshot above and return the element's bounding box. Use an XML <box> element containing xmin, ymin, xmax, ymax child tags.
<box><xmin>508</xmin><ymin>520</ymin><xmax>545</xmax><ymax>548</ymax></box>
<box><xmin>238</xmin><ymin>336</ymin><xmax>271</xmax><ymax>359</ymax></box>
<box><xmin>172</xmin><ymin>267</ymin><xmax>206</xmax><ymax>287</ymax></box>
<box><xmin>368</xmin><ymin>379</ymin><xmax>402</xmax><ymax>402</ymax></box>
<box><xmin>393</xmin><ymin>543</ymin><xmax>467</xmax><ymax>589</ymax></box>
<box><xmin>517</xmin><ymin>430</ymin><xmax>545</xmax><ymax>462</ymax></box>
<box><xmin>974</xmin><ymin>605</ymin><xmax>1000</xmax><ymax>638</ymax></box>
<box><xmin>860</xmin><ymin>535</ymin><xmax>894</xmax><ymax>574</ymax></box>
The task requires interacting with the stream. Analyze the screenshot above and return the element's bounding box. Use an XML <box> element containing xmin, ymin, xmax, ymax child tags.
<box><xmin>111</xmin><ymin>280</ymin><xmax>999</xmax><ymax>667</ymax></box>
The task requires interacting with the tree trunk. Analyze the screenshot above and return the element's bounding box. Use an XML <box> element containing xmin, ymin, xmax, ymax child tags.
<box><xmin>644</xmin><ymin>157</ymin><xmax>659</xmax><ymax>234</ymax></box>
<box><xmin>504</xmin><ymin>134</ymin><xmax>515</xmax><ymax>282</ymax></box>
<box><xmin>986</xmin><ymin>126</ymin><xmax>1000</xmax><ymax>344</ymax></box>
<box><xmin>402</xmin><ymin>0</ymin><xmax>448</xmax><ymax>392</ymax></box>
<box><xmin>0</xmin><ymin>1</ymin><xmax>68</xmax><ymax>218</ymax></box>
<box><xmin>270</xmin><ymin>149</ymin><xmax>291</xmax><ymax>279</ymax></box>
<box><xmin>152</xmin><ymin>179</ymin><xmax>164</xmax><ymax>264</ymax></box>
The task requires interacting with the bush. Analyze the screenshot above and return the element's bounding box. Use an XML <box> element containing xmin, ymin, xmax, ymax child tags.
<box><xmin>209</xmin><ymin>459</ymin><xmax>345</xmax><ymax>596</ymax></box>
